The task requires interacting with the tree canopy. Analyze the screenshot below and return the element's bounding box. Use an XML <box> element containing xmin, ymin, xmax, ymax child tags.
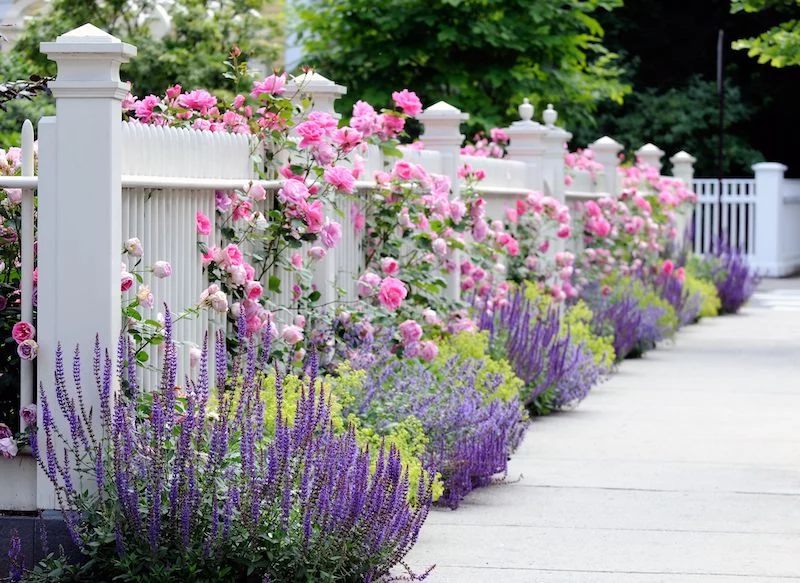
<box><xmin>293</xmin><ymin>0</ymin><xmax>630</xmax><ymax>131</ymax></box>
<box><xmin>731</xmin><ymin>0</ymin><xmax>800</xmax><ymax>67</ymax></box>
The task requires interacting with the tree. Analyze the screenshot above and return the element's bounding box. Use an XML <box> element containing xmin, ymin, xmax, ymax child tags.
<box><xmin>731</xmin><ymin>0</ymin><xmax>800</xmax><ymax>67</ymax></box>
<box><xmin>293</xmin><ymin>0</ymin><xmax>630</xmax><ymax>131</ymax></box>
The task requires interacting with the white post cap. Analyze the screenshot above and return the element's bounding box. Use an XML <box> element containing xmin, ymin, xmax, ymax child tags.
<box><xmin>591</xmin><ymin>135</ymin><xmax>625</xmax><ymax>154</ymax></box>
<box><xmin>670</xmin><ymin>150</ymin><xmax>696</xmax><ymax>165</ymax></box>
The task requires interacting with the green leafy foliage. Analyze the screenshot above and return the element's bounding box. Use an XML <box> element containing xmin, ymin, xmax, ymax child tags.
<box><xmin>684</xmin><ymin>271</ymin><xmax>722</xmax><ymax>319</ymax></box>
<box><xmin>731</xmin><ymin>0</ymin><xmax>800</xmax><ymax>67</ymax></box>
<box><xmin>293</xmin><ymin>0</ymin><xmax>630</xmax><ymax>131</ymax></box>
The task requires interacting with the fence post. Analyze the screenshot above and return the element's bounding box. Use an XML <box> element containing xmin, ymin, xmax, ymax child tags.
<box><xmin>636</xmin><ymin>143</ymin><xmax>665</xmax><ymax>172</ymax></box>
<box><xmin>670</xmin><ymin>150</ymin><xmax>697</xmax><ymax>186</ymax></box>
<box><xmin>418</xmin><ymin>101</ymin><xmax>469</xmax><ymax>299</ymax></box>
<box><xmin>541</xmin><ymin>104</ymin><xmax>571</xmax><ymax>205</ymax></box>
<box><xmin>287</xmin><ymin>72</ymin><xmax>347</xmax><ymax>306</ymax></box>
<box><xmin>590</xmin><ymin>136</ymin><xmax>624</xmax><ymax>196</ymax></box>
<box><xmin>752</xmin><ymin>162</ymin><xmax>788</xmax><ymax>276</ymax></box>
<box><xmin>37</xmin><ymin>24</ymin><xmax>136</xmax><ymax>508</ymax></box>
<box><xmin>505</xmin><ymin>98</ymin><xmax>547</xmax><ymax>191</ymax></box>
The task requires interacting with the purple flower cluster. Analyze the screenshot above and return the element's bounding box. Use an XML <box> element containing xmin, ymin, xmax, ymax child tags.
<box><xmin>6</xmin><ymin>530</ymin><xmax>23</xmax><ymax>582</ymax></box>
<box><xmin>480</xmin><ymin>291</ymin><xmax>602</xmax><ymax>411</ymax></box>
<box><xmin>708</xmin><ymin>241</ymin><xmax>759</xmax><ymax>314</ymax></box>
<box><xmin>349</xmin><ymin>352</ymin><xmax>527</xmax><ymax>509</ymax></box>
<box><xmin>29</xmin><ymin>310</ymin><xmax>434</xmax><ymax>582</ymax></box>
<box><xmin>647</xmin><ymin>271</ymin><xmax>702</xmax><ymax>327</ymax></box>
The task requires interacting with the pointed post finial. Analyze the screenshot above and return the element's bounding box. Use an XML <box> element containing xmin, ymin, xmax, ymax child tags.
<box><xmin>543</xmin><ymin>104</ymin><xmax>557</xmax><ymax>127</ymax></box>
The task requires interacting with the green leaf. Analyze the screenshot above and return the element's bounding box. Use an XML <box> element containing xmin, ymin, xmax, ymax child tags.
<box><xmin>268</xmin><ymin>275</ymin><xmax>281</xmax><ymax>293</ymax></box>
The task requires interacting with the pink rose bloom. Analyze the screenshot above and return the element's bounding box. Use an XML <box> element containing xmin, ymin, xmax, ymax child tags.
<box><xmin>251</xmin><ymin>73</ymin><xmax>287</xmax><ymax>98</ymax></box>
<box><xmin>556</xmin><ymin>224</ymin><xmax>571</xmax><ymax>239</ymax></box>
<box><xmin>245</xmin><ymin>280</ymin><xmax>263</xmax><ymax>300</ymax></box>
<box><xmin>422</xmin><ymin>308</ymin><xmax>439</xmax><ymax>325</ymax></box>
<box><xmin>378</xmin><ymin>113</ymin><xmax>405</xmax><ymax>139</ymax></box>
<box><xmin>675</xmin><ymin>267</ymin><xmax>686</xmax><ymax>283</ymax></box>
<box><xmin>0</xmin><ymin>436</ymin><xmax>18</xmax><ymax>459</ymax></box>
<box><xmin>420</xmin><ymin>340</ymin><xmax>438</xmax><ymax>362</ymax></box>
<box><xmin>248</xmin><ymin>182</ymin><xmax>267</xmax><ymax>201</ymax></box>
<box><xmin>311</xmin><ymin>143</ymin><xmax>337</xmax><ymax>166</ymax></box>
<box><xmin>357</xmin><ymin>271</ymin><xmax>381</xmax><ymax>296</ymax></box>
<box><xmin>19</xmin><ymin>404</ymin><xmax>36</xmax><ymax>428</ymax></box>
<box><xmin>281</xmin><ymin>324</ymin><xmax>304</xmax><ymax>345</ymax></box>
<box><xmin>232</xmin><ymin>200</ymin><xmax>253</xmax><ymax>221</ymax></box>
<box><xmin>179</xmin><ymin>89</ymin><xmax>217</xmax><ymax>112</ymax></box>
<box><xmin>196</xmin><ymin>211</ymin><xmax>212</xmax><ymax>236</ymax></box>
<box><xmin>232</xmin><ymin>94</ymin><xmax>246</xmax><ymax>109</ymax></box>
<box><xmin>332</xmin><ymin>127</ymin><xmax>363</xmax><ymax>153</ymax></box>
<box><xmin>505</xmin><ymin>208</ymin><xmax>519</xmax><ymax>224</ymax></box>
<box><xmin>304</xmin><ymin>200</ymin><xmax>325</xmax><ymax>233</ymax></box>
<box><xmin>224</xmin><ymin>244</ymin><xmax>243</xmax><ymax>266</ymax></box>
<box><xmin>17</xmin><ymin>339</ymin><xmax>38</xmax><ymax>361</ymax></box>
<box><xmin>295</xmin><ymin>121</ymin><xmax>325</xmax><ymax>148</ymax></box>
<box><xmin>12</xmin><ymin>321</ymin><xmax>35</xmax><ymax>343</ymax></box>
<box><xmin>398</xmin><ymin>319</ymin><xmax>423</xmax><ymax>345</ymax></box>
<box><xmin>380</xmin><ymin>257</ymin><xmax>399</xmax><ymax>275</ymax></box>
<box><xmin>591</xmin><ymin>218</ymin><xmax>612</xmax><ymax>238</ymax></box>
<box><xmin>5</xmin><ymin>189</ymin><xmax>21</xmax><ymax>204</ymax></box>
<box><xmin>290</xmin><ymin>252</ymin><xmax>303</xmax><ymax>268</ymax></box>
<box><xmin>308</xmin><ymin>111</ymin><xmax>338</xmax><ymax>133</ymax></box>
<box><xmin>121</xmin><ymin>271</ymin><xmax>134</xmax><ymax>292</ymax></box>
<box><xmin>215</xmin><ymin>191</ymin><xmax>232</xmax><ymax>212</ymax></box>
<box><xmin>308</xmin><ymin>246</ymin><xmax>327</xmax><ymax>260</ymax></box>
<box><xmin>278</xmin><ymin>179</ymin><xmax>310</xmax><ymax>206</ymax></box>
<box><xmin>524</xmin><ymin>255</ymin><xmax>538</xmax><ymax>270</ymax></box>
<box><xmin>321</xmin><ymin>219</ymin><xmax>342</xmax><ymax>249</ymax></box>
<box><xmin>137</xmin><ymin>284</ymin><xmax>154</xmax><ymax>308</ymax></box>
<box><xmin>294</xmin><ymin>315</ymin><xmax>306</xmax><ymax>328</ymax></box>
<box><xmin>124</xmin><ymin>237</ymin><xmax>144</xmax><ymax>257</ymax></box>
<box><xmin>134</xmin><ymin>95</ymin><xmax>160</xmax><ymax>123</ymax></box>
<box><xmin>432</xmin><ymin>238</ymin><xmax>448</xmax><ymax>256</ymax></box>
<box><xmin>662</xmin><ymin>259</ymin><xmax>675</xmax><ymax>276</ymax></box>
<box><xmin>564</xmin><ymin>174</ymin><xmax>574</xmax><ymax>187</ymax></box>
<box><xmin>391</xmin><ymin>89</ymin><xmax>423</xmax><ymax>116</ymax></box>
<box><xmin>324</xmin><ymin>166</ymin><xmax>356</xmax><ymax>193</ymax></box>
<box><xmin>490</xmin><ymin>128</ymin><xmax>509</xmax><ymax>143</ymax></box>
<box><xmin>189</xmin><ymin>347</ymin><xmax>202</xmax><ymax>369</ymax></box>
<box><xmin>472</xmin><ymin>219</ymin><xmax>489</xmax><ymax>242</ymax></box>
<box><xmin>152</xmin><ymin>261</ymin><xmax>172</xmax><ymax>279</ymax></box>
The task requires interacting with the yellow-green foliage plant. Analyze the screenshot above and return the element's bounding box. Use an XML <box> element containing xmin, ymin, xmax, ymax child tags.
<box><xmin>685</xmin><ymin>272</ymin><xmax>721</xmax><ymax>318</ymax></box>
<box><xmin>524</xmin><ymin>282</ymin><xmax>616</xmax><ymax>368</ymax></box>
<box><xmin>434</xmin><ymin>330</ymin><xmax>524</xmax><ymax>403</ymax></box>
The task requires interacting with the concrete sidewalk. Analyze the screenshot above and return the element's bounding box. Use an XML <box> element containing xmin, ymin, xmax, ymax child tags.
<box><xmin>407</xmin><ymin>286</ymin><xmax>800</xmax><ymax>582</ymax></box>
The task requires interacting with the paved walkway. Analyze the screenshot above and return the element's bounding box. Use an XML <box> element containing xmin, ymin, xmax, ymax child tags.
<box><xmin>407</xmin><ymin>281</ymin><xmax>800</xmax><ymax>582</ymax></box>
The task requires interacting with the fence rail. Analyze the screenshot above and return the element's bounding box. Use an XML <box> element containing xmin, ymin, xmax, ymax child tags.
<box><xmin>691</xmin><ymin>178</ymin><xmax>757</xmax><ymax>258</ymax></box>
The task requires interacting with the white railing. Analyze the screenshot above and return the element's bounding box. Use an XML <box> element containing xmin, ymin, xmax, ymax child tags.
<box><xmin>691</xmin><ymin>178</ymin><xmax>757</xmax><ymax>258</ymax></box>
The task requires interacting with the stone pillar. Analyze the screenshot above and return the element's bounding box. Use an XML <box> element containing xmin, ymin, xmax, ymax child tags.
<box><xmin>590</xmin><ymin>136</ymin><xmax>624</xmax><ymax>196</ymax></box>
<box><xmin>670</xmin><ymin>150</ymin><xmax>697</xmax><ymax>187</ymax></box>
<box><xmin>636</xmin><ymin>142</ymin><xmax>666</xmax><ymax>172</ymax></box>
<box><xmin>37</xmin><ymin>24</ymin><xmax>136</xmax><ymax>508</ymax></box>
<box><xmin>505</xmin><ymin>98</ymin><xmax>547</xmax><ymax>191</ymax></box>
<box><xmin>541</xmin><ymin>104</ymin><xmax>572</xmax><ymax>205</ymax></box>
<box><xmin>752</xmin><ymin>162</ymin><xmax>788</xmax><ymax>276</ymax></box>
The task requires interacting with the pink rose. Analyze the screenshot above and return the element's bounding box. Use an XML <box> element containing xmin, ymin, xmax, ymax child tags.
<box><xmin>278</xmin><ymin>179</ymin><xmax>310</xmax><ymax>206</ymax></box>
<box><xmin>245</xmin><ymin>280</ymin><xmax>263</xmax><ymax>300</ymax></box>
<box><xmin>121</xmin><ymin>271</ymin><xmax>134</xmax><ymax>292</ymax></box>
<box><xmin>179</xmin><ymin>89</ymin><xmax>217</xmax><ymax>112</ymax></box>
<box><xmin>304</xmin><ymin>200</ymin><xmax>324</xmax><ymax>233</ymax></box>
<box><xmin>432</xmin><ymin>238</ymin><xmax>448</xmax><ymax>256</ymax></box>
<box><xmin>422</xmin><ymin>308</ymin><xmax>439</xmax><ymax>325</ymax></box>
<box><xmin>12</xmin><ymin>321</ymin><xmax>35</xmax><ymax>343</ymax></box>
<box><xmin>321</xmin><ymin>219</ymin><xmax>342</xmax><ymax>249</ymax></box>
<box><xmin>378</xmin><ymin>277</ymin><xmax>407</xmax><ymax>311</ymax></box>
<box><xmin>332</xmin><ymin>126</ymin><xmax>363</xmax><ymax>153</ymax></box>
<box><xmin>152</xmin><ymin>260</ymin><xmax>172</xmax><ymax>279</ymax></box>
<box><xmin>398</xmin><ymin>319</ymin><xmax>423</xmax><ymax>345</ymax></box>
<box><xmin>295</xmin><ymin>121</ymin><xmax>325</xmax><ymax>148</ymax></box>
<box><xmin>290</xmin><ymin>252</ymin><xmax>303</xmax><ymax>268</ymax></box>
<box><xmin>392</xmin><ymin>160</ymin><xmax>415</xmax><ymax>181</ymax></box>
<box><xmin>294</xmin><ymin>315</ymin><xmax>306</xmax><ymax>328</ymax></box>
<box><xmin>556</xmin><ymin>225</ymin><xmax>571</xmax><ymax>239</ymax></box>
<box><xmin>308</xmin><ymin>246</ymin><xmax>327</xmax><ymax>260</ymax></box>
<box><xmin>248</xmin><ymin>182</ymin><xmax>267</xmax><ymax>201</ymax></box>
<box><xmin>189</xmin><ymin>347</ymin><xmax>202</xmax><ymax>369</ymax></box>
<box><xmin>224</xmin><ymin>244</ymin><xmax>243</xmax><ymax>266</ymax></box>
<box><xmin>20</xmin><ymin>404</ymin><xmax>36</xmax><ymax>427</ymax></box>
<box><xmin>391</xmin><ymin>89</ymin><xmax>423</xmax><ymax>116</ymax></box>
<box><xmin>196</xmin><ymin>211</ymin><xmax>212</xmax><ymax>236</ymax></box>
<box><xmin>662</xmin><ymin>260</ymin><xmax>675</xmax><ymax>276</ymax></box>
<box><xmin>380</xmin><ymin>257</ymin><xmax>399</xmax><ymax>275</ymax></box>
<box><xmin>324</xmin><ymin>166</ymin><xmax>356</xmax><ymax>193</ymax></box>
<box><xmin>420</xmin><ymin>341</ymin><xmax>438</xmax><ymax>362</ymax></box>
<box><xmin>357</xmin><ymin>271</ymin><xmax>382</xmax><ymax>296</ymax></box>
<box><xmin>281</xmin><ymin>324</ymin><xmax>304</xmax><ymax>345</ymax></box>
<box><xmin>251</xmin><ymin>73</ymin><xmax>287</xmax><ymax>98</ymax></box>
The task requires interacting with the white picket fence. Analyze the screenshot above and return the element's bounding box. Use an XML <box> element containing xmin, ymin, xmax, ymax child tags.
<box><xmin>0</xmin><ymin>23</ymin><xmax>698</xmax><ymax>512</ymax></box>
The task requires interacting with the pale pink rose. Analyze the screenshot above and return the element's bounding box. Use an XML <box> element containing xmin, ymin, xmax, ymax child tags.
<box><xmin>137</xmin><ymin>285</ymin><xmax>154</xmax><ymax>309</ymax></box>
<box><xmin>380</xmin><ymin>257</ymin><xmax>400</xmax><ymax>275</ymax></box>
<box><xmin>294</xmin><ymin>315</ymin><xmax>306</xmax><ymax>329</ymax></box>
<box><xmin>209</xmin><ymin>291</ymin><xmax>228</xmax><ymax>313</ymax></box>
<box><xmin>324</xmin><ymin>166</ymin><xmax>356</xmax><ymax>193</ymax></box>
<box><xmin>5</xmin><ymin>189</ymin><xmax>22</xmax><ymax>204</ymax></box>
<box><xmin>392</xmin><ymin>89</ymin><xmax>423</xmax><ymax>116</ymax></box>
<box><xmin>253</xmin><ymin>212</ymin><xmax>268</xmax><ymax>230</ymax></box>
<box><xmin>121</xmin><ymin>271</ymin><xmax>135</xmax><ymax>292</ymax></box>
<box><xmin>311</xmin><ymin>143</ymin><xmax>337</xmax><ymax>166</ymax></box>
<box><xmin>227</xmin><ymin>264</ymin><xmax>247</xmax><ymax>286</ymax></box>
<box><xmin>281</xmin><ymin>324</ymin><xmax>304</xmax><ymax>345</ymax></box>
<box><xmin>378</xmin><ymin>113</ymin><xmax>405</xmax><ymax>138</ymax></box>
<box><xmin>422</xmin><ymin>308</ymin><xmax>439</xmax><ymax>325</ymax></box>
<box><xmin>321</xmin><ymin>219</ymin><xmax>342</xmax><ymax>249</ymax></box>
<box><xmin>308</xmin><ymin>246</ymin><xmax>327</xmax><ymax>261</ymax></box>
<box><xmin>490</xmin><ymin>128</ymin><xmax>509</xmax><ymax>143</ymax></box>
<box><xmin>332</xmin><ymin>126</ymin><xmax>363</xmax><ymax>153</ymax></box>
<box><xmin>293</xmin><ymin>348</ymin><xmax>307</xmax><ymax>362</ymax></box>
<box><xmin>378</xmin><ymin>277</ymin><xmax>407</xmax><ymax>311</ymax></box>
<box><xmin>505</xmin><ymin>208</ymin><xmax>519</xmax><ymax>224</ymax></box>
<box><xmin>179</xmin><ymin>89</ymin><xmax>217</xmax><ymax>111</ymax></box>
<box><xmin>233</xmin><ymin>94</ymin><xmax>246</xmax><ymax>108</ymax></box>
<box><xmin>357</xmin><ymin>271</ymin><xmax>381</xmax><ymax>296</ymax></box>
<box><xmin>420</xmin><ymin>341</ymin><xmax>438</xmax><ymax>362</ymax></box>
<box><xmin>152</xmin><ymin>261</ymin><xmax>172</xmax><ymax>279</ymax></box>
<box><xmin>245</xmin><ymin>281</ymin><xmax>263</xmax><ymax>300</ymax></box>
<box><xmin>290</xmin><ymin>252</ymin><xmax>303</xmax><ymax>268</ymax></box>
<box><xmin>432</xmin><ymin>238</ymin><xmax>448</xmax><ymax>256</ymax></box>
<box><xmin>248</xmin><ymin>182</ymin><xmax>267</xmax><ymax>201</ymax></box>
<box><xmin>189</xmin><ymin>347</ymin><xmax>202</xmax><ymax>369</ymax></box>
<box><xmin>224</xmin><ymin>244</ymin><xmax>243</xmax><ymax>266</ymax></box>
<box><xmin>251</xmin><ymin>73</ymin><xmax>287</xmax><ymax>98</ymax></box>
<box><xmin>0</xmin><ymin>437</ymin><xmax>18</xmax><ymax>459</ymax></box>
<box><xmin>398</xmin><ymin>319</ymin><xmax>423</xmax><ymax>345</ymax></box>
<box><xmin>124</xmin><ymin>237</ymin><xmax>144</xmax><ymax>257</ymax></box>
<box><xmin>392</xmin><ymin>160</ymin><xmax>415</xmax><ymax>181</ymax></box>
<box><xmin>12</xmin><ymin>321</ymin><xmax>35</xmax><ymax>343</ymax></box>
<box><xmin>196</xmin><ymin>211</ymin><xmax>213</xmax><ymax>236</ymax></box>
<box><xmin>278</xmin><ymin>179</ymin><xmax>310</xmax><ymax>206</ymax></box>
<box><xmin>17</xmin><ymin>339</ymin><xmax>38</xmax><ymax>360</ymax></box>
<box><xmin>675</xmin><ymin>267</ymin><xmax>686</xmax><ymax>283</ymax></box>
<box><xmin>0</xmin><ymin>423</ymin><xmax>10</xmax><ymax>439</ymax></box>
<box><xmin>304</xmin><ymin>200</ymin><xmax>324</xmax><ymax>233</ymax></box>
